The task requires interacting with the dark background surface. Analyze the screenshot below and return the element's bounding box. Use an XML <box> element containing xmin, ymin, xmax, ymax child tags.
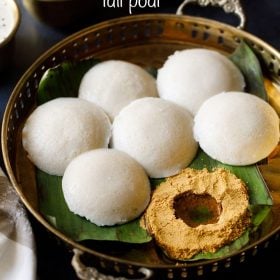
<box><xmin>1</xmin><ymin>0</ymin><xmax>280</xmax><ymax>279</ymax></box>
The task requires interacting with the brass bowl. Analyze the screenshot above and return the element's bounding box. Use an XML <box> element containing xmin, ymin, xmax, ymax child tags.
<box><xmin>2</xmin><ymin>14</ymin><xmax>280</xmax><ymax>279</ymax></box>
<box><xmin>0</xmin><ymin>0</ymin><xmax>20</xmax><ymax>71</ymax></box>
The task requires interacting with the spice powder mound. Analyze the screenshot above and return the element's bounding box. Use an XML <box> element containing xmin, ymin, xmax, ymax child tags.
<box><xmin>142</xmin><ymin>168</ymin><xmax>251</xmax><ymax>260</ymax></box>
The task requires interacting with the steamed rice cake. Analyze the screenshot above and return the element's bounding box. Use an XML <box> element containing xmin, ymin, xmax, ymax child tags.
<box><xmin>194</xmin><ymin>92</ymin><xmax>280</xmax><ymax>165</ymax></box>
<box><xmin>79</xmin><ymin>60</ymin><xmax>158</xmax><ymax>120</ymax></box>
<box><xmin>62</xmin><ymin>149</ymin><xmax>151</xmax><ymax>226</ymax></box>
<box><xmin>111</xmin><ymin>97</ymin><xmax>198</xmax><ymax>178</ymax></box>
<box><xmin>157</xmin><ymin>48</ymin><xmax>245</xmax><ymax>115</ymax></box>
<box><xmin>22</xmin><ymin>98</ymin><xmax>111</xmax><ymax>176</ymax></box>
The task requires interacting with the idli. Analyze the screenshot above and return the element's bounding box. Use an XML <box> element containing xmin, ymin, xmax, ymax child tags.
<box><xmin>22</xmin><ymin>98</ymin><xmax>111</xmax><ymax>176</ymax></box>
<box><xmin>194</xmin><ymin>92</ymin><xmax>280</xmax><ymax>165</ymax></box>
<box><xmin>62</xmin><ymin>149</ymin><xmax>151</xmax><ymax>226</ymax></box>
<box><xmin>111</xmin><ymin>97</ymin><xmax>198</xmax><ymax>178</ymax></box>
<box><xmin>79</xmin><ymin>60</ymin><xmax>158</xmax><ymax>120</ymax></box>
<box><xmin>157</xmin><ymin>48</ymin><xmax>245</xmax><ymax>115</ymax></box>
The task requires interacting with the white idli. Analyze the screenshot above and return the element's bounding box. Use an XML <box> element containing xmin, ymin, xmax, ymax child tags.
<box><xmin>62</xmin><ymin>149</ymin><xmax>151</xmax><ymax>226</ymax></box>
<box><xmin>78</xmin><ymin>60</ymin><xmax>158</xmax><ymax>120</ymax></box>
<box><xmin>111</xmin><ymin>97</ymin><xmax>198</xmax><ymax>178</ymax></box>
<box><xmin>22</xmin><ymin>98</ymin><xmax>111</xmax><ymax>176</ymax></box>
<box><xmin>157</xmin><ymin>48</ymin><xmax>245</xmax><ymax>115</ymax></box>
<box><xmin>194</xmin><ymin>92</ymin><xmax>280</xmax><ymax>165</ymax></box>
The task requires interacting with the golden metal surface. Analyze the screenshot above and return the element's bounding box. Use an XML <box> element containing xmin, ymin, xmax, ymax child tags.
<box><xmin>1</xmin><ymin>14</ymin><xmax>280</xmax><ymax>276</ymax></box>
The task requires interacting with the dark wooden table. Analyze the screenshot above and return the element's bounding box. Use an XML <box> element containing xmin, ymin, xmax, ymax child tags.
<box><xmin>1</xmin><ymin>0</ymin><xmax>279</xmax><ymax>279</ymax></box>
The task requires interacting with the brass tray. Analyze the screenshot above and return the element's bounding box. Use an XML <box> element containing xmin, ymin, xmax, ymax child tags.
<box><xmin>2</xmin><ymin>12</ymin><xmax>280</xmax><ymax>279</ymax></box>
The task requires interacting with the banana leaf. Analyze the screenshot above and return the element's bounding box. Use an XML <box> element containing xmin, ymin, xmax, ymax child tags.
<box><xmin>191</xmin><ymin>230</ymin><xmax>250</xmax><ymax>261</ymax></box>
<box><xmin>185</xmin><ymin>149</ymin><xmax>272</xmax><ymax>261</ymax></box>
<box><xmin>37</xmin><ymin>171</ymin><xmax>151</xmax><ymax>243</ymax></box>
<box><xmin>36</xmin><ymin>42</ymin><xmax>273</xmax><ymax>254</ymax></box>
<box><xmin>230</xmin><ymin>40</ymin><xmax>267</xmax><ymax>101</ymax></box>
<box><xmin>37</xmin><ymin>58</ymin><xmax>100</xmax><ymax>105</ymax></box>
<box><xmin>190</xmin><ymin>149</ymin><xmax>272</xmax><ymax>206</ymax></box>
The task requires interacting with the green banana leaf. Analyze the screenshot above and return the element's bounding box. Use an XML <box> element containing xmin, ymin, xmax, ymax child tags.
<box><xmin>190</xmin><ymin>230</ymin><xmax>250</xmax><ymax>261</ymax></box>
<box><xmin>190</xmin><ymin>149</ymin><xmax>272</xmax><ymax>206</ymax></box>
<box><xmin>36</xmin><ymin>42</ymin><xmax>273</xmax><ymax>257</ymax></box>
<box><xmin>37</xmin><ymin>171</ymin><xmax>151</xmax><ymax>243</ymax></box>
<box><xmin>173</xmin><ymin>148</ymin><xmax>272</xmax><ymax>261</ymax></box>
<box><xmin>230</xmin><ymin>40</ymin><xmax>267</xmax><ymax>101</ymax></box>
<box><xmin>37</xmin><ymin>58</ymin><xmax>100</xmax><ymax>105</ymax></box>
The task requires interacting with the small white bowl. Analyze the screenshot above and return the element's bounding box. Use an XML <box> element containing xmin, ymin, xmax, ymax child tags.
<box><xmin>0</xmin><ymin>0</ymin><xmax>20</xmax><ymax>70</ymax></box>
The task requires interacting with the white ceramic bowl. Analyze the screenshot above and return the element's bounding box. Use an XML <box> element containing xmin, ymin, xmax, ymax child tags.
<box><xmin>0</xmin><ymin>0</ymin><xmax>20</xmax><ymax>71</ymax></box>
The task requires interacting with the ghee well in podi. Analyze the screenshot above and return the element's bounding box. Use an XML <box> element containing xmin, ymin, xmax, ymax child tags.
<box><xmin>143</xmin><ymin>168</ymin><xmax>251</xmax><ymax>260</ymax></box>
